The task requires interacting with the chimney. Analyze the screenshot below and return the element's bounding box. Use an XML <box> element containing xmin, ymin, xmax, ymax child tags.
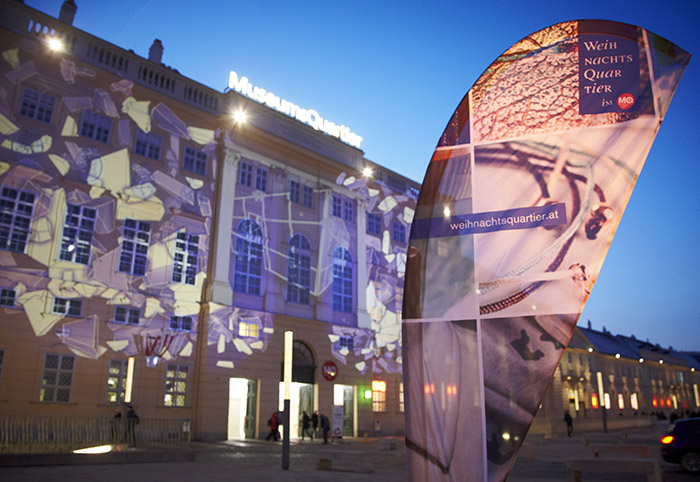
<box><xmin>148</xmin><ymin>39</ymin><xmax>164</xmax><ymax>64</ymax></box>
<box><xmin>59</xmin><ymin>0</ymin><xmax>77</xmax><ymax>25</ymax></box>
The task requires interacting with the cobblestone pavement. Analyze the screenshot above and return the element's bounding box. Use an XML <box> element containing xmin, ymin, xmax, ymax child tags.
<box><xmin>0</xmin><ymin>428</ymin><xmax>697</xmax><ymax>481</ymax></box>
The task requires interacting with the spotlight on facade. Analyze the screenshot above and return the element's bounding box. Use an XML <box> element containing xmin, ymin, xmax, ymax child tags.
<box><xmin>47</xmin><ymin>36</ymin><xmax>64</xmax><ymax>52</ymax></box>
<box><xmin>588</xmin><ymin>347</ymin><xmax>594</xmax><ymax>352</ymax></box>
<box><xmin>639</xmin><ymin>358</ymin><xmax>644</xmax><ymax>363</ymax></box>
<box><xmin>615</xmin><ymin>353</ymin><xmax>621</xmax><ymax>359</ymax></box>
<box><xmin>659</xmin><ymin>359</ymin><xmax>664</xmax><ymax>364</ymax></box>
<box><xmin>73</xmin><ymin>444</ymin><xmax>113</xmax><ymax>454</ymax></box>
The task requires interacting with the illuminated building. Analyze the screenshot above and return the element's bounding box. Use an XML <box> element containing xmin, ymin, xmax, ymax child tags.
<box><xmin>0</xmin><ymin>1</ymin><xmax>413</xmax><ymax>442</ymax></box>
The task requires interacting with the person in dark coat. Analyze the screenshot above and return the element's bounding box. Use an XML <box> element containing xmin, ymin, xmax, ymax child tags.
<box><xmin>320</xmin><ymin>413</ymin><xmax>330</xmax><ymax>444</ymax></box>
<box><xmin>564</xmin><ymin>410</ymin><xmax>573</xmax><ymax>437</ymax></box>
<box><xmin>301</xmin><ymin>410</ymin><xmax>313</xmax><ymax>441</ymax></box>
<box><xmin>126</xmin><ymin>405</ymin><xmax>139</xmax><ymax>447</ymax></box>
<box><xmin>312</xmin><ymin>410</ymin><xmax>319</xmax><ymax>438</ymax></box>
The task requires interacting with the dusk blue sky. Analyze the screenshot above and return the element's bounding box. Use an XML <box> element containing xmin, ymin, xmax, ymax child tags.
<box><xmin>28</xmin><ymin>1</ymin><xmax>700</xmax><ymax>351</ymax></box>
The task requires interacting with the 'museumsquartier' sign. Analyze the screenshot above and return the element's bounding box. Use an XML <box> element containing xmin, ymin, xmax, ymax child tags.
<box><xmin>228</xmin><ymin>71</ymin><xmax>363</xmax><ymax>149</ymax></box>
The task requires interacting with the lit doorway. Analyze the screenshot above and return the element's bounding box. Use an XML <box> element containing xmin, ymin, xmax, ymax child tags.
<box><xmin>228</xmin><ymin>378</ymin><xmax>257</xmax><ymax>439</ymax></box>
<box><xmin>278</xmin><ymin>381</ymin><xmax>313</xmax><ymax>439</ymax></box>
<box><xmin>278</xmin><ymin>340</ymin><xmax>316</xmax><ymax>439</ymax></box>
<box><xmin>334</xmin><ymin>384</ymin><xmax>356</xmax><ymax>437</ymax></box>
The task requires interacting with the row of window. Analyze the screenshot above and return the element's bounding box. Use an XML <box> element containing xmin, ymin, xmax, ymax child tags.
<box><xmin>234</xmin><ymin>220</ymin><xmax>353</xmax><ymax>312</ymax></box>
<box><xmin>1</xmin><ymin>186</ymin><xmax>200</xmax><ymax>283</ymax></box>
<box><xmin>19</xmin><ymin>88</ymin><xmax>209</xmax><ymax>175</ymax></box>
<box><xmin>237</xmin><ymin>162</ymin><xmax>407</xmax><ymax>241</ymax></box>
<box><xmin>35</xmin><ymin>352</ymin><xmax>189</xmax><ymax>407</ymax></box>
<box><xmin>31</xmin><ymin>349</ymin><xmax>399</xmax><ymax>413</ymax></box>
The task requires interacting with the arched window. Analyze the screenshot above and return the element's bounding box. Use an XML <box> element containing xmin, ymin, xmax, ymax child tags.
<box><xmin>332</xmin><ymin>247</ymin><xmax>353</xmax><ymax>312</ymax></box>
<box><xmin>287</xmin><ymin>234</ymin><xmax>312</xmax><ymax>304</ymax></box>
<box><xmin>233</xmin><ymin>219</ymin><xmax>263</xmax><ymax>295</ymax></box>
<box><xmin>279</xmin><ymin>340</ymin><xmax>315</xmax><ymax>384</ymax></box>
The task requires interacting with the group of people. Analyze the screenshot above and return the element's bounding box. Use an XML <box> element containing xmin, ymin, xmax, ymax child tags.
<box><xmin>111</xmin><ymin>404</ymin><xmax>140</xmax><ymax>446</ymax></box>
<box><xmin>266</xmin><ymin>409</ymin><xmax>330</xmax><ymax>443</ymax></box>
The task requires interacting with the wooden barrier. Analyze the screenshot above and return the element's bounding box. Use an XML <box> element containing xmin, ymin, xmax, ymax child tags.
<box><xmin>566</xmin><ymin>458</ymin><xmax>661</xmax><ymax>482</ymax></box>
<box><xmin>317</xmin><ymin>449</ymin><xmax>375</xmax><ymax>473</ymax></box>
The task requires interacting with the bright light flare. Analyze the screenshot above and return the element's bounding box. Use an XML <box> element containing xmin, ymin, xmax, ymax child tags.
<box><xmin>233</xmin><ymin>109</ymin><xmax>248</xmax><ymax>124</ymax></box>
<box><xmin>362</xmin><ymin>167</ymin><xmax>373</xmax><ymax>178</ymax></box>
<box><xmin>47</xmin><ymin>37</ymin><xmax>64</xmax><ymax>52</ymax></box>
<box><xmin>443</xmin><ymin>206</ymin><xmax>451</xmax><ymax>217</ymax></box>
<box><xmin>73</xmin><ymin>444</ymin><xmax>113</xmax><ymax>454</ymax></box>
<box><xmin>660</xmin><ymin>435</ymin><xmax>674</xmax><ymax>445</ymax></box>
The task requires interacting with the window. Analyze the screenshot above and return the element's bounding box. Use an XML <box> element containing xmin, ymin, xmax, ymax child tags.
<box><xmin>164</xmin><ymin>364</ymin><xmax>189</xmax><ymax>407</ymax></box>
<box><xmin>339</xmin><ymin>336</ymin><xmax>354</xmax><ymax>351</ymax></box>
<box><xmin>289</xmin><ymin>180</ymin><xmax>300</xmax><ymax>203</ymax></box>
<box><xmin>183</xmin><ymin>146</ymin><xmax>207</xmax><ymax>175</ymax></box>
<box><xmin>303</xmin><ymin>185</ymin><xmax>313</xmax><ymax>208</ymax></box>
<box><xmin>80</xmin><ymin>111</ymin><xmax>112</xmax><ymax>143</ymax></box>
<box><xmin>393</xmin><ymin>222</ymin><xmax>406</xmax><ymax>243</ymax></box>
<box><xmin>332</xmin><ymin>247</ymin><xmax>353</xmax><ymax>312</ymax></box>
<box><xmin>0</xmin><ymin>186</ymin><xmax>35</xmax><ymax>253</ymax></box>
<box><xmin>19</xmin><ymin>88</ymin><xmax>56</xmax><ymax>123</ymax></box>
<box><xmin>58</xmin><ymin>204</ymin><xmax>96</xmax><ymax>265</ymax></box>
<box><xmin>239</xmin><ymin>161</ymin><xmax>253</xmax><ymax>187</ymax></box>
<box><xmin>52</xmin><ymin>297</ymin><xmax>82</xmax><ymax>317</ymax></box>
<box><xmin>0</xmin><ymin>289</ymin><xmax>15</xmax><ymax>307</ymax></box>
<box><xmin>367</xmin><ymin>213</ymin><xmax>381</xmax><ymax>235</ymax></box>
<box><xmin>39</xmin><ymin>354</ymin><xmax>75</xmax><ymax>403</ymax></box>
<box><xmin>233</xmin><ymin>219</ymin><xmax>263</xmax><ymax>295</ymax></box>
<box><xmin>287</xmin><ymin>234</ymin><xmax>311</xmax><ymax>304</ymax></box>
<box><xmin>256</xmin><ymin>167</ymin><xmax>268</xmax><ymax>192</ymax></box>
<box><xmin>106</xmin><ymin>359</ymin><xmax>127</xmax><ymax>404</ymax></box>
<box><xmin>372</xmin><ymin>380</ymin><xmax>387</xmax><ymax>412</ymax></box>
<box><xmin>399</xmin><ymin>382</ymin><xmax>405</xmax><ymax>413</ymax></box>
<box><xmin>332</xmin><ymin>196</ymin><xmax>342</xmax><ymax>217</ymax></box>
<box><xmin>134</xmin><ymin>130</ymin><xmax>162</xmax><ymax>160</ymax></box>
<box><xmin>169</xmin><ymin>315</ymin><xmax>193</xmax><ymax>332</ymax></box>
<box><xmin>386</xmin><ymin>174</ymin><xmax>406</xmax><ymax>193</ymax></box>
<box><xmin>343</xmin><ymin>200</ymin><xmax>353</xmax><ymax>222</ymax></box>
<box><xmin>239</xmin><ymin>320</ymin><xmax>259</xmax><ymax>338</ymax></box>
<box><xmin>118</xmin><ymin>218</ymin><xmax>151</xmax><ymax>276</ymax></box>
<box><xmin>113</xmin><ymin>306</ymin><xmax>140</xmax><ymax>325</ymax></box>
<box><xmin>172</xmin><ymin>231</ymin><xmax>199</xmax><ymax>285</ymax></box>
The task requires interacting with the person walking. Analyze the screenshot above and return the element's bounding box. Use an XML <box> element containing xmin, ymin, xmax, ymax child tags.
<box><xmin>301</xmin><ymin>410</ymin><xmax>313</xmax><ymax>441</ymax></box>
<box><xmin>312</xmin><ymin>410</ymin><xmax>319</xmax><ymax>438</ymax></box>
<box><xmin>320</xmin><ymin>412</ymin><xmax>330</xmax><ymax>444</ymax></box>
<box><xmin>265</xmin><ymin>411</ymin><xmax>279</xmax><ymax>441</ymax></box>
<box><xmin>564</xmin><ymin>410</ymin><xmax>573</xmax><ymax>437</ymax></box>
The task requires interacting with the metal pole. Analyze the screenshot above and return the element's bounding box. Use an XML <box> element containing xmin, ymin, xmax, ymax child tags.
<box><xmin>282</xmin><ymin>331</ymin><xmax>293</xmax><ymax>470</ymax></box>
<box><xmin>282</xmin><ymin>399</ymin><xmax>291</xmax><ymax>469</ymax></box>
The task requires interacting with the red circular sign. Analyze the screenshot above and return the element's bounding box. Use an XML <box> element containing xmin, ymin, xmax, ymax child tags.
<box><xmin>617</xmin><ymin>93</ymin><xmax>635</xmax><ymax>110</ymax></box>
<box><xmin>322</xmin><ymin>361</ymin><xmax>338</xmax><ymax>381</ymax></box>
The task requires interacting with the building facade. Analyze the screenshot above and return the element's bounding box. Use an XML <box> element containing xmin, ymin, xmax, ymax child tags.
<box><xmin>532</xmin><ymin>324</ymin><xmax>700</xmax><ymax>436</ymax></box>
<box><xmin>0</xmin><ymin>1</ymin><xmax>415</xmax><ymax>442</ymax></box>
<box><xmin>0</xmin><ymin>2</ymin><xmax>697</xmax><ymax>448</ymax></box>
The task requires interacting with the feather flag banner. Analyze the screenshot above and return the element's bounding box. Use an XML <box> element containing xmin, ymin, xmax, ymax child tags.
<box><xmin>402</xmin><ymin>20</ymin><xmax>689</xmax><ymax>482</ymax></box>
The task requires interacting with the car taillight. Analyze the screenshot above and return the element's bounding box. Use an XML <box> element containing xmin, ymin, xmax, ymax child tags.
<box><xmin>660</xmin><ymin>435</ymin><xmax>674</xmax><ymax>444</ymax></box>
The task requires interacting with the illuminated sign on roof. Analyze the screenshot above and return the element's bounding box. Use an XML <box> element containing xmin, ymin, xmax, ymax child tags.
<box><xmin>228</xmin><ymin>71</ymin><xmax>363</xmax><ymax>149</ymax></box>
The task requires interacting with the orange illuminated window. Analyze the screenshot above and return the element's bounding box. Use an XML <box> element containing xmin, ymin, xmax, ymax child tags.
<box><xmin>372</xmin><ymin>380</ymin><xmax>386</xmax><ymax>412</ymax></box>
<box><xmin>652</xmin><ymin>396</ymin><xmax>658</xmax><ymax>408</ymax></box>
<box><xmin>591</xmin><ymin>393</ymin><xmax>599</xmax><ymax>409</ymax></box>
<box><xmin>618</xmin><ymin>394</ymin><xmax>625</xmax><ymax>410</ymax></box>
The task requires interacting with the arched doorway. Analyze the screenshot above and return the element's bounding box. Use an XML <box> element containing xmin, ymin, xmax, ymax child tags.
<box><xmin>279</xmin><ymin>341</ymin><xmax>315</xmax><ymax>439</ymax></box>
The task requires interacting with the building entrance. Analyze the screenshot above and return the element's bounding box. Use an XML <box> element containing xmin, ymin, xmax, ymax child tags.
<box><xmin>227</xmin><ymin>378</ymin><xmax>257</xmax><ymax>439</ymax></box>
